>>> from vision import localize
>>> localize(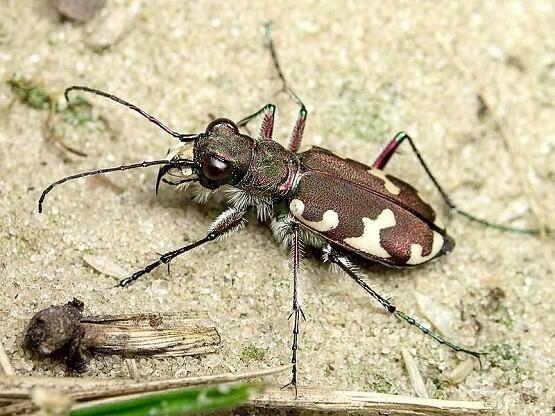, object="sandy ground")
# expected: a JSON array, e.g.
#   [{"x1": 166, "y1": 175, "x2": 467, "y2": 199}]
[{"x1": 1, "y1": 1, "x2": 554, "y2": 415}]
